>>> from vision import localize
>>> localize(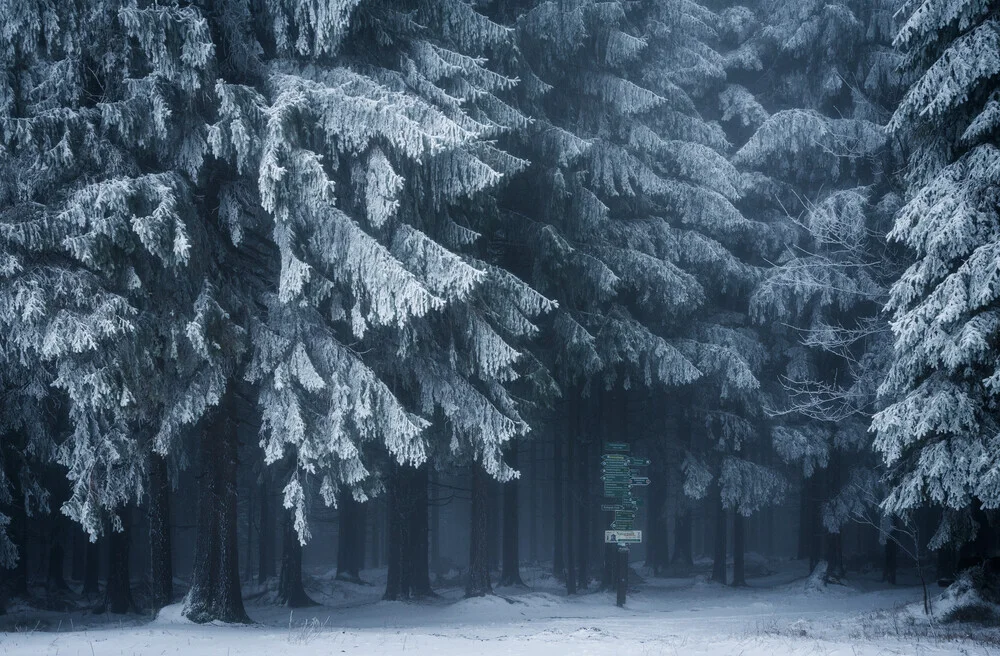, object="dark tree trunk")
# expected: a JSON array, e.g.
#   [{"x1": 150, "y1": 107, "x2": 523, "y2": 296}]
[
  {"x1": 602, "y1": 543, "x2": 615, "y2": 590},
  {"x1": 11, "y1": 500, "x2": 27, "y2": 597},
  {"x1": 937, "y1": 545, "x2": 956, "y2": 582},
  {"x1": 672, "y1": 511, "x2": 693, "y2": 568},
  {"x1": 466, "y1": 462, "x2": 492, "y2": 597},
  {"x1": 576, "y1": 433, "x2": 589, "y2": 590},
  {"x1": 149, "y1": 452, "x2": 173, "y2": 610},
  {"x1": 529, "y1": 440, "x2": 538, "y2": 564},
  {"x1": 183, "y1": 388, "x2": 250, "y2": 624},
  {"x1": 430, "y1": 469, "x2": 440, "y2": 569},
  {"x1": 552, "y1": 429, "x2": 564, "y2": 579},
  {"x1": 732, "y1": 513, "x2": 746, "y2": 587},
  {"x1": 807, "y1": 474, "x2": 823, "y2": 572},
  {"x1": 370, "y1": 498, "x2": 381, "y2": 569},
  {"x1": 648, "y1": 473, "x2": 669, "y2": 576},
  {"x1": 71, "y1": 527, "x2": 86, "y2": 582},
  {"x1": 884, "y1": 523, "x2": 898, "y2": 585},
  {"x1": 258, "y1": 469, "x2": 274, "y2": 583},
  {"x1": 500, "y1": 442, "x2": 523, "y2": 587},
  {"x1": 99, "y1": 511, "x2": 135, "y2": 614},
  {"x1": 711, "y1": 485, "x2": 727, "y2": 585},
  {"x1": 337, "y1": 491, "x2": 362, "y2": 582},
  {"x1": 565, "y1": 426, "x2": 577, "y2": 595},
  {"x1": 278, "y1": 507, "x2": 316, "y2": 608},
  {"x1": 797, "y1": 475, "x2": 809, "y2": 561},
  {"x1": 83, "y1": 537, "x2": 100, "y2": 596},
  {"x1": 826, "y1": 454, "x2": 844, "y2": 578},
  {"x1": 384, "y1": 465, "x2": 410, "y2": 600},
  {"x1": 409, "y1": 465, "x2": 432, "y2": 597},
  {"x1": 671, "y1": 411, "x2": 693, "y2": 571},
  {"x1": 47, "y1": 540, "x2": 68, "y2": 592},
  {"x1": 487, "y1": 475, "x2": 500, "y2": 573}
]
